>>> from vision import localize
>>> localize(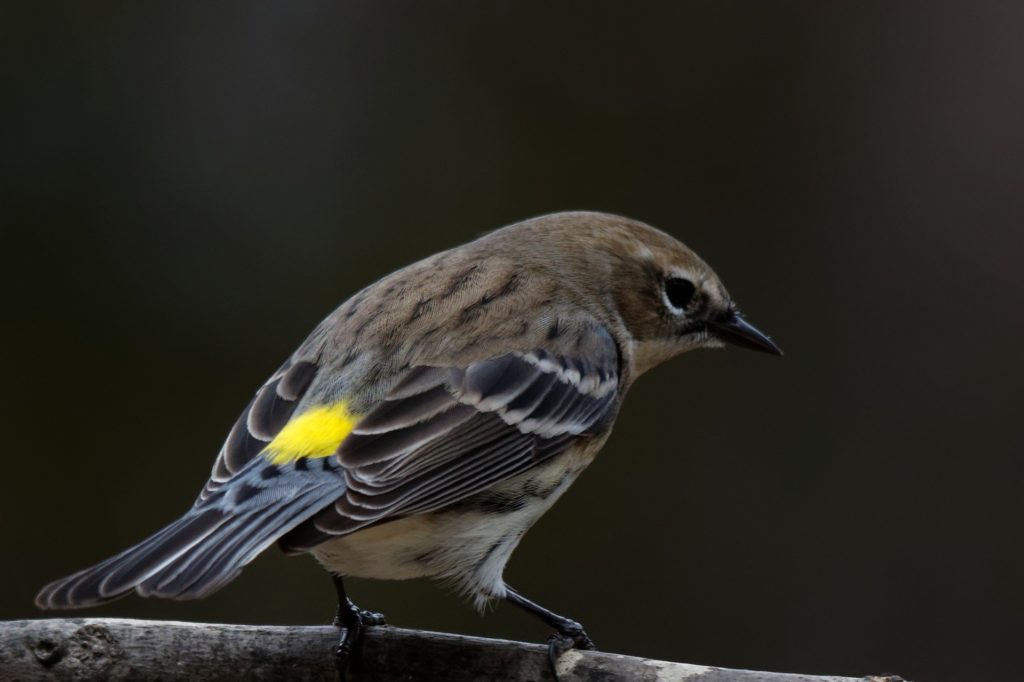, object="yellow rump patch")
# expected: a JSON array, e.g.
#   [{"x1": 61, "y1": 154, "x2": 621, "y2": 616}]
[{"x1": 264, "y1": 402, "x2": 357, "y2": 465}]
